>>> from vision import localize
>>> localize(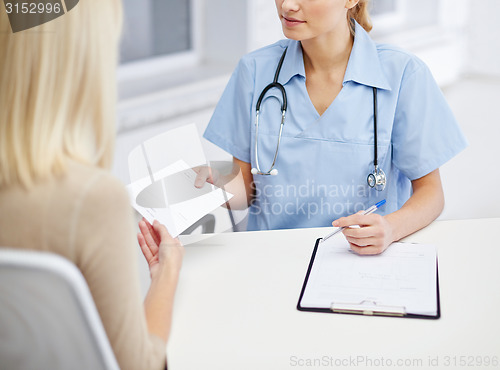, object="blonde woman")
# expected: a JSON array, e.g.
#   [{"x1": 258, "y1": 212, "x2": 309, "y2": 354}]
[{"x1": 0, "y1": 1, "x2": 183, "y2": 369}]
